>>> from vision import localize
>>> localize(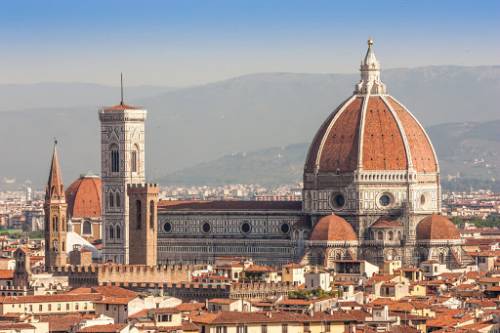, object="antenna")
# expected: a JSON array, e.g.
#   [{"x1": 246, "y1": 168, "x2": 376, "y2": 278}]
[{"x1": 120, "y1": 72, "x2": 124, "y2": 105}]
